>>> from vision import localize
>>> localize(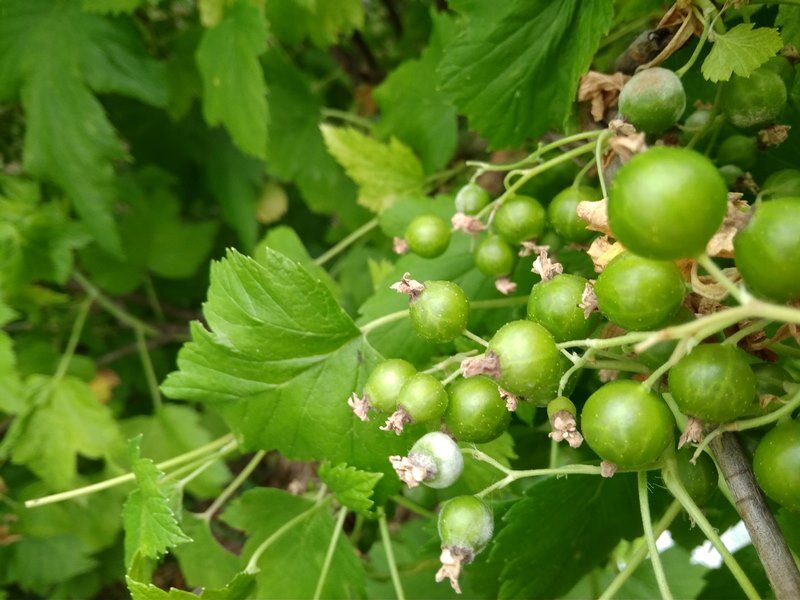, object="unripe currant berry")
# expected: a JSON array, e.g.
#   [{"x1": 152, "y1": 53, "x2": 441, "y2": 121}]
[
  {"x1": 436, "y1": 495, "x2": 493, "y2": 593},
  {"x1": 409, "y1": 280, "x2": 470, "y2": 343},
  {"x1": 454, "y1": 183, "x2": 491, "y2": 215},
  {"x1": 382, "y1": 373, "x2": 449, "y2": 434},
  {"x1": 389, "y1": 431, "x2": 464, "y2": 489},
  {"x1": 405, "y1": 214, "x2": 451, "y2": 259},
  {"x1": 364, "y1": 359, "x2": 417, "y2": 413}
]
